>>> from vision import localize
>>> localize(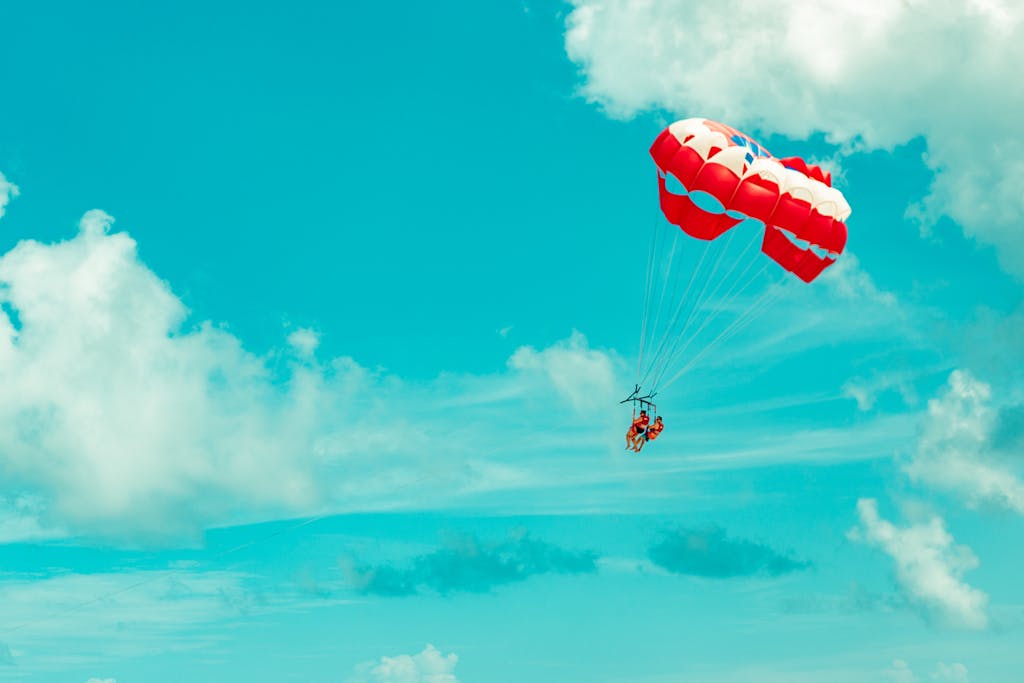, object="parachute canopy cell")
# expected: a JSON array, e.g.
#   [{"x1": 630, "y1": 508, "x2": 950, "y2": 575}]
[{"x1": 649, "y1": 118, "x2": 852, "y2": 283}]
